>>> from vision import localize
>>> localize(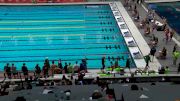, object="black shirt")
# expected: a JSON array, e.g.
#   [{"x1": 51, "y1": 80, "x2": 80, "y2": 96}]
[
  {"x1": 35, "y1": 65, "x2": 41, "y2": 74},
  {"x1": 4, "y1": 66, "x2": 11, "y2": 73},
  {"x1": 58, "y1": 63, "x2": 63, "y2": 69},
  {"x1": 22, "y1": 66, "x2": 28, "y2": 73}
]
